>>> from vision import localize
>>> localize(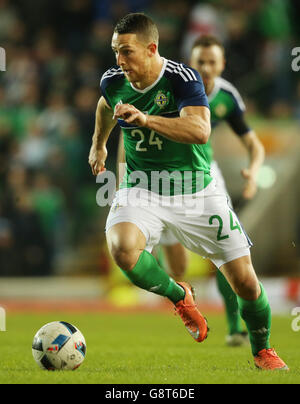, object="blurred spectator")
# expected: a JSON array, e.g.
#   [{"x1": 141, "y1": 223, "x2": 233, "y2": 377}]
[
  {"x1": 0, "y1": 202, "x2": 17, "y2": 276},
  {"x1": 148, "y1": 0, "x2": 190, "y2": 59},
  {"x1": 30, "y1": 172, "x2": 67, "y2": 266},
  {"x1": 2, "y1": 46, "x2": 39, "y2": 105},
  {"x1": 13, "y1": 83, "x2": 41, "y2": 141},
  {"x1": 181, "y1": 1, "x2": 228, "y2": 62},
  {"x1": 37, "y1": 92, "x2": 74, "y2": 137},
  {"x1": 0, "y1": 119, "x2": 16, "y2": 185},
  {"x1": 11, "y1": 190, "x2": 52, "y2": 276},
  {"x1": 74, "y1": 53, "x2": 100, "y2": 88},
  {"x1": 0, "y1": 0, "x2": 19, "y2": 42},
  {"x1": 87, "y1": 21, "x2": 115, "y2": 69},
  {"x1": 18, "y1": 120, "x2": 50, "y2": 170},
  {"x1": 2, "y1": 164, "x2": 28, "y2": 218},
  {"x1": 0, "y1": 165, "x2": 52, "y2": 276},
  {"x1": 55, "y1": 116, "x2": 86, "y2": 202},
  {"x1": 93, "y1": 0, "x2": 152, "y2": 22},
  {"x1": 74, "y1": 86, "x2": 99, "y2": 135},
  {"x1": 256, "y1": 0, "x2": 294, "y2": 115}
]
